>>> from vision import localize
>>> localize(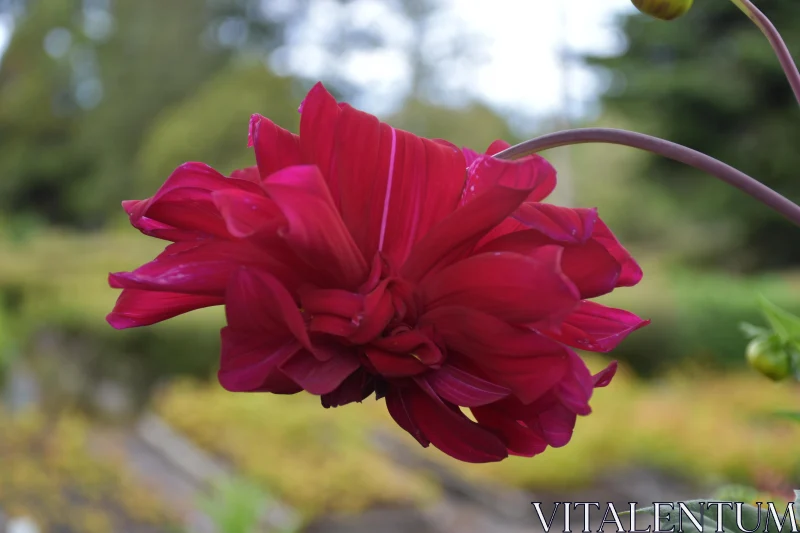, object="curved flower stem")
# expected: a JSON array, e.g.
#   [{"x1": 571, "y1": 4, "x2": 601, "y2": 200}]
[
  {"x1": 493, "y1": 128, "x2": 800, "y2": 227},
  {"x1": 729, "y1": 0, "x2": 800, "y2": 107}
]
